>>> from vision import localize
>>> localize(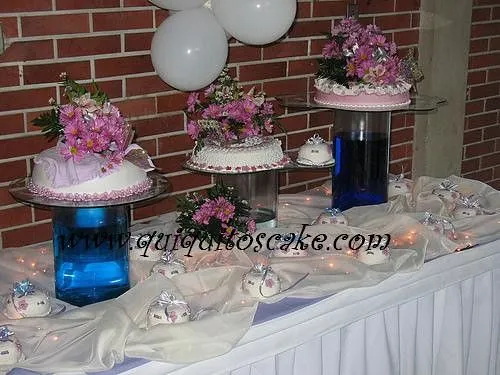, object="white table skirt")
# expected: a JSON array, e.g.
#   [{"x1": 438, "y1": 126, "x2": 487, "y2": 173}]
[{"x1": 120, "y1": 239, "x2": 500, "y2": 375}]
